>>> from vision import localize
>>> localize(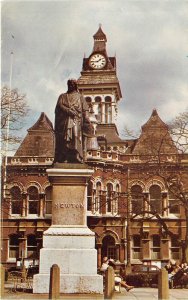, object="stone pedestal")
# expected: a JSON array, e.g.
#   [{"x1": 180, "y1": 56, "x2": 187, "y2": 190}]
[{"x1": 33, "y1": 164, "x2": 103, "y2": 294}]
